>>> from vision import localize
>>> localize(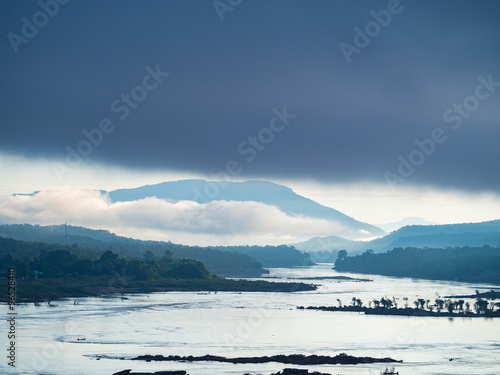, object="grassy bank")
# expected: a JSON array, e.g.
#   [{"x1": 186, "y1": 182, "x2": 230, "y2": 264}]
[{"x1": 0, "y1": 276, "x2": 316, "y2": 303}]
